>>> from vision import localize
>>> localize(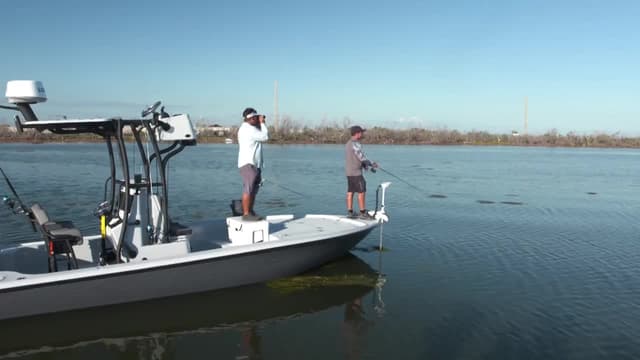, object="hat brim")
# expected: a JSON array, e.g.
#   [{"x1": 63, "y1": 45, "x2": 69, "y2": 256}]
[{"x1": 245, "y1": 113, "x2": 263, "y2": 120}]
